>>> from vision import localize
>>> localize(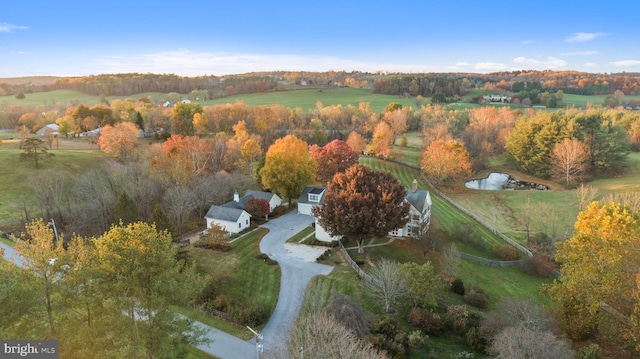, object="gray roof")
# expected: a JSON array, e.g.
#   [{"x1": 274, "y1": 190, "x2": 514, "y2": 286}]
[
  {"x1": 405, "y1": 189, "x2": 430, "y2": 213},
  {"x1": 298, "y1": 186, "x2": 326, "y2": 205},
  {"x1": 244, "y1": 190, "x2": 278, "y2": 203},
  {"x1": 205, "y1": 205, "x2": 247, "y2": 222}
]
